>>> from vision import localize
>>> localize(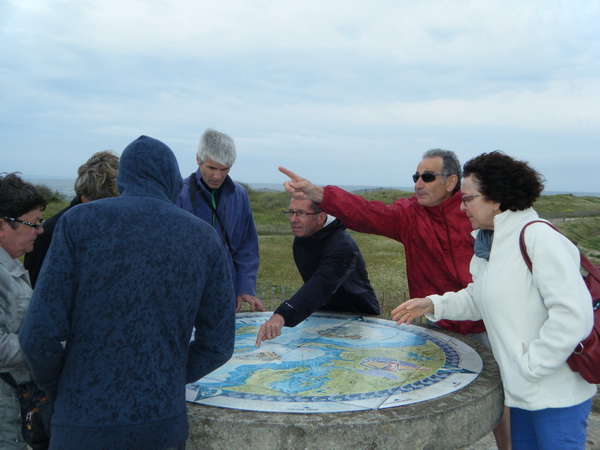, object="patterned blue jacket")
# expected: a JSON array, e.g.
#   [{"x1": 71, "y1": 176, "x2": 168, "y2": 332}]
[{"x1": 19, "y1": 136, "x2": 236, "y2": 449}]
